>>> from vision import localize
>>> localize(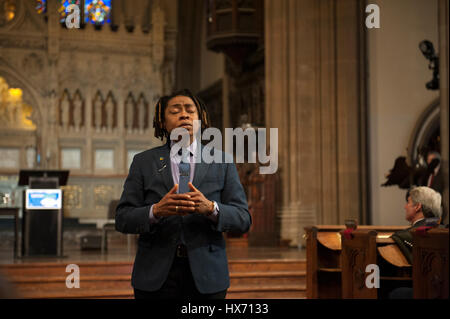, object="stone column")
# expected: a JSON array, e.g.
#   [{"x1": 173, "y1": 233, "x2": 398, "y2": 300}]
[
  {"x1": 265, "y1": 0, "x2": 368, "y2": 246},
  {"x1": 334, "y1": 0, "x2": 368, "y2": 225},
  {"x1": 174, "y1": 0, "x2": 203, "y2": 92},
  {"x1": 439, "y1": 0, "x2": 449, "y2": 224},
  {"x1": 265, "y1": 0, "x2": 320, "y2": 247},
  {"x1": 85, "y1": 87, "x2": 93, "y2": 174},
  {"x1": 117, "y1": 89, "x2": 125, "y2": 174},
  {"x1": 45, "y1": 0, "x2": 60, "y2": 169},
  {"x1": 152, "y1": 3, "x2": 165, "y2": 69}
]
